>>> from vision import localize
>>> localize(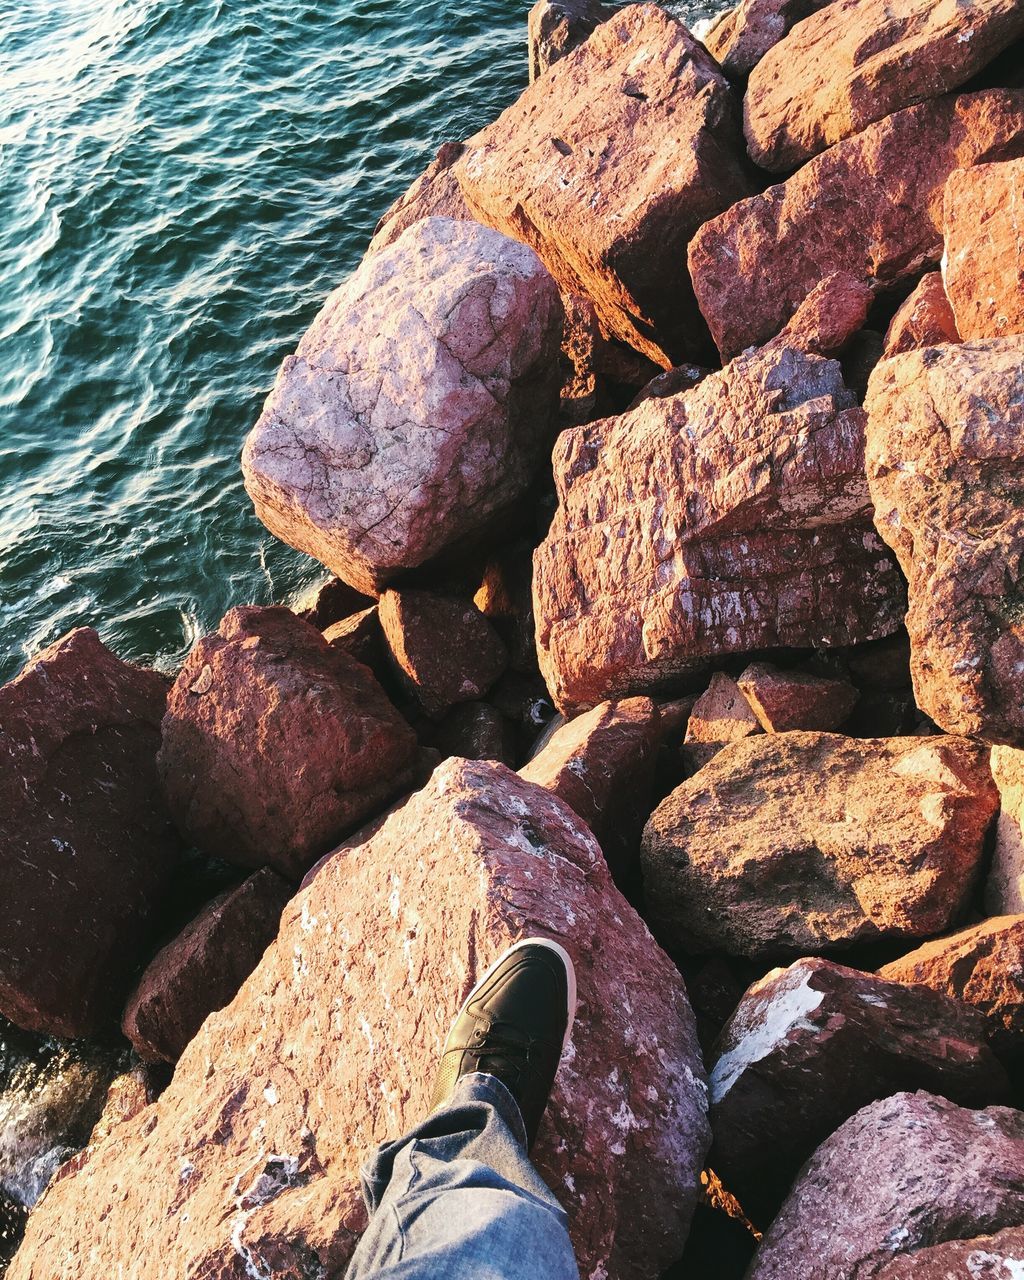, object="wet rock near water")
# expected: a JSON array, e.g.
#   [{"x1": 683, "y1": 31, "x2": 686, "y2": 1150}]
[{"x1": 527, "y1": 0, "x2": 612, "y2": 82}]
